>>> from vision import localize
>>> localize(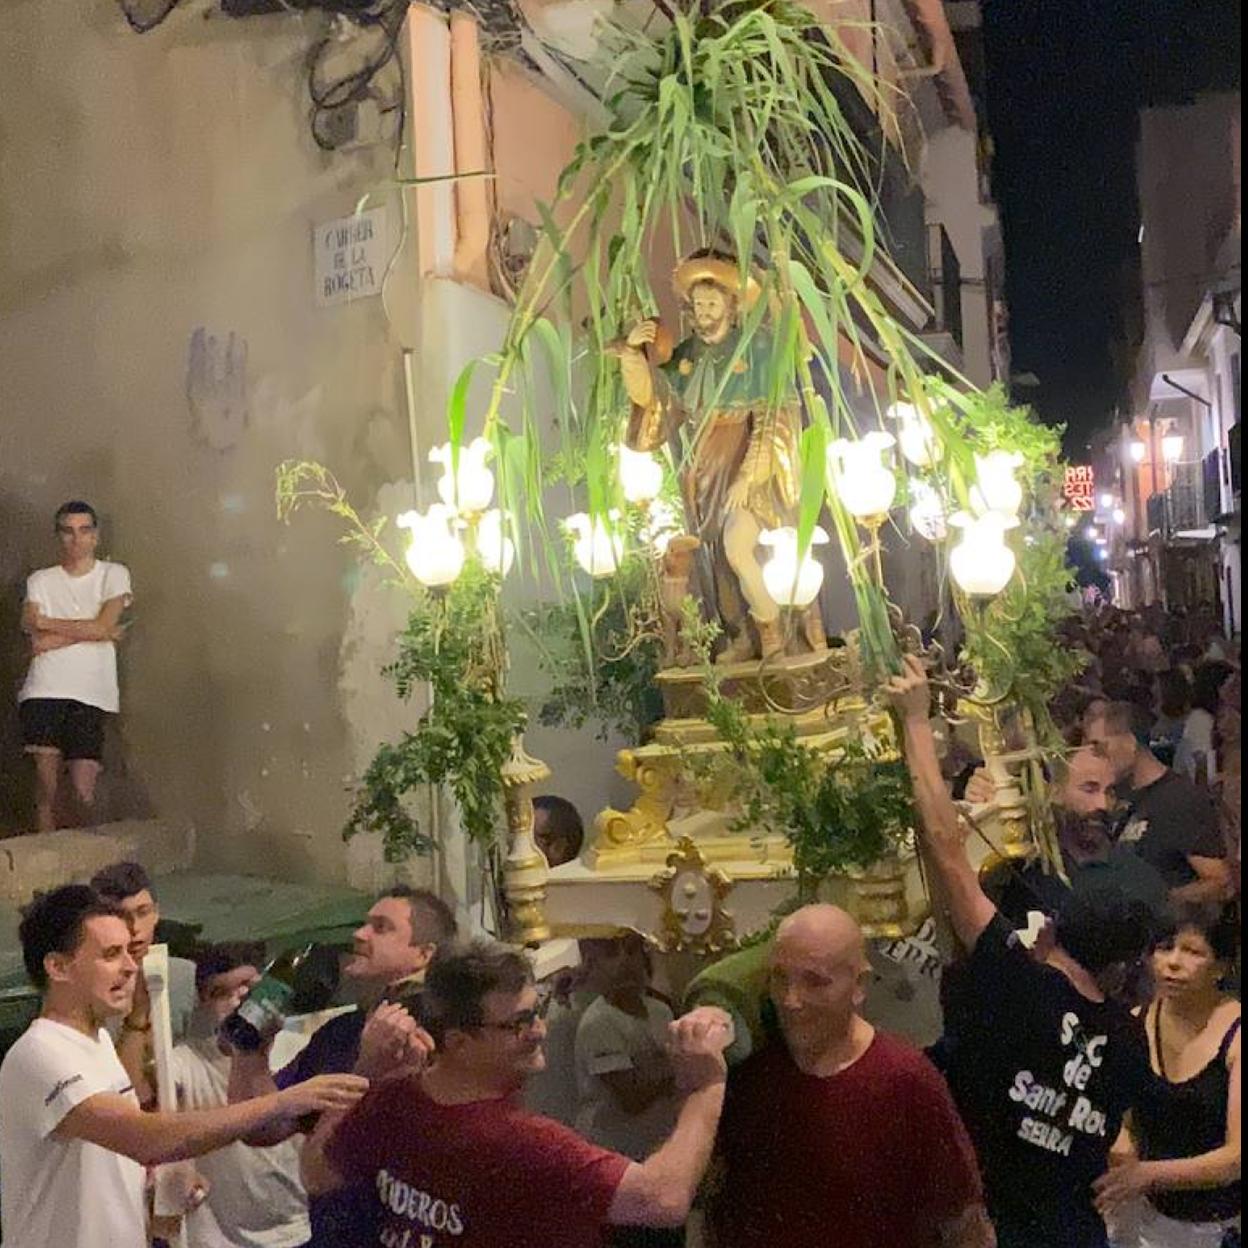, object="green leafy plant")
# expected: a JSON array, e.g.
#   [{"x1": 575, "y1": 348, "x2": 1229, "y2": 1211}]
[
  {"x1": 523, "y1": 586, "x2": 665, "y2": 743},
  {"x1": 686, "y1": 617, "x2": 914, "y2": 902},
  {"x1": 276, "y1": 463, "x2": 525, "y2": 862}
]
